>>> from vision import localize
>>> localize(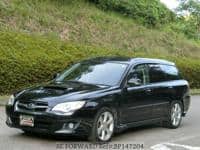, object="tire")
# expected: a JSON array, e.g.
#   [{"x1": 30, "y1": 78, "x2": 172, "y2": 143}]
[
  {"x1": 88, "y1": 107, "x2": 115, "y2": 142},
  {"x1": 163, "y1": 101, "x2": 183, "y2": 129}
]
